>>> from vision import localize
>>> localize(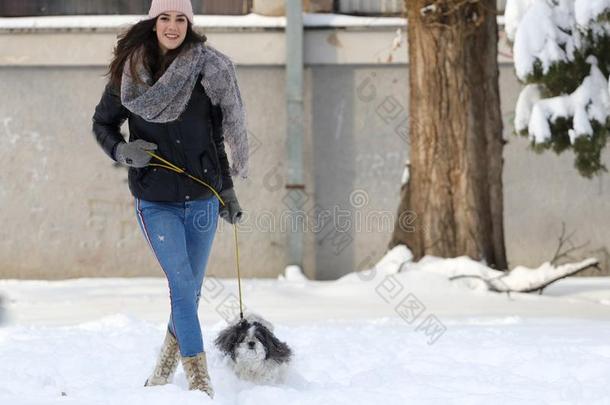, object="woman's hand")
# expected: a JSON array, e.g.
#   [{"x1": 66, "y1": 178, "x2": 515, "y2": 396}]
[
  {"x1": 218, "y1": 188, "x2": 242, "y2": 224},
  {"x1": 114, "y1": 139, "x2": 158, "y2": 168}
]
